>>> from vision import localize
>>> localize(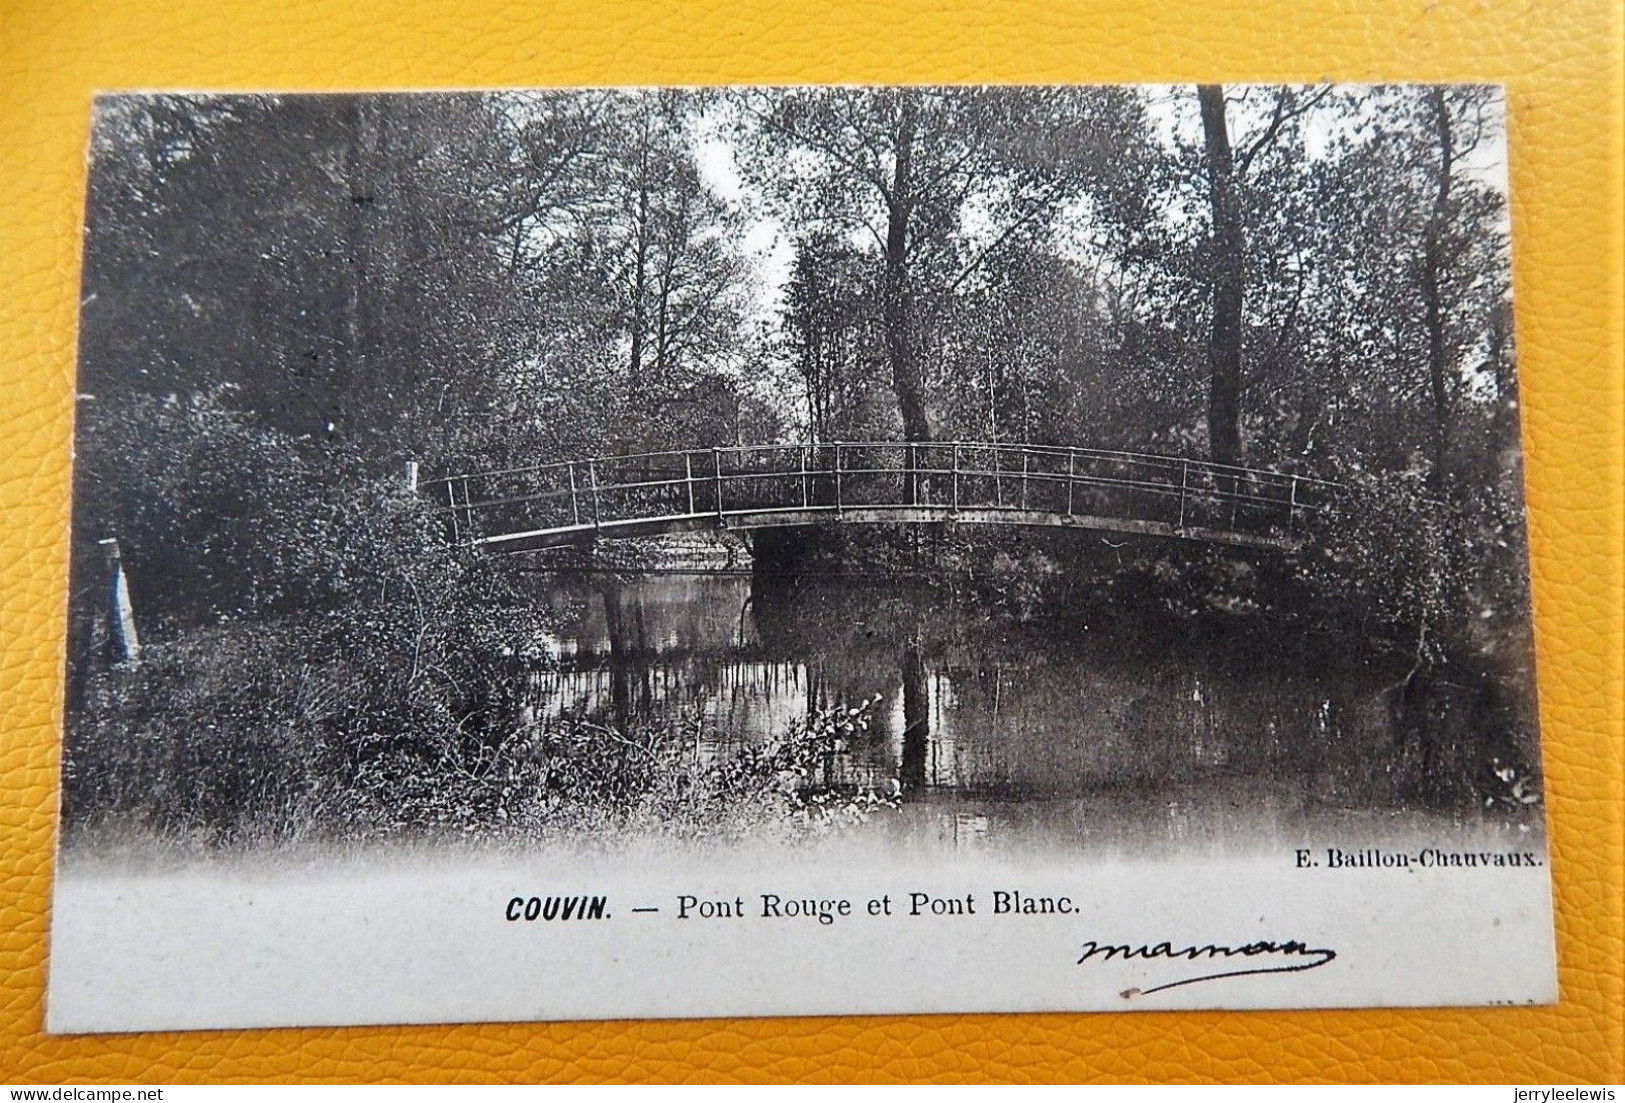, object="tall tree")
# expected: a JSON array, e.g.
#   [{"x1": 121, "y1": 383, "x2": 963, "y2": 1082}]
[
  {"x1": 783, "y1": 231, "x2": 884, "y2": 442},
  {"x1": 731, "y1": 86, "x2": 1149, "y2": 444},
  {"x1": 1420, "y1": 86, "x2": 1458, "y2": 492},
  {"x1": 598, "y1": 92, "x2": 751, "y2": 449},
  {"x1": 880, "y1": 96, "x2": 929, "y2": 441},
  {"x1": 1197, "y1": 85, "x2": 1246, "y2": 467}
]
